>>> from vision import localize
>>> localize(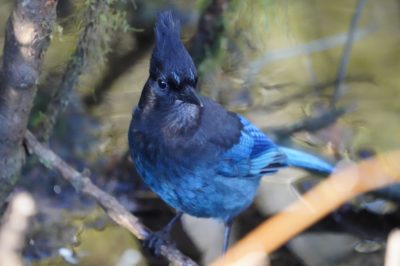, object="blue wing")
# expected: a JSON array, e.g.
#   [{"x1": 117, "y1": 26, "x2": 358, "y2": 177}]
[{"x1": 216, "y1": 115, "x2": 287, "y2": 178}]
